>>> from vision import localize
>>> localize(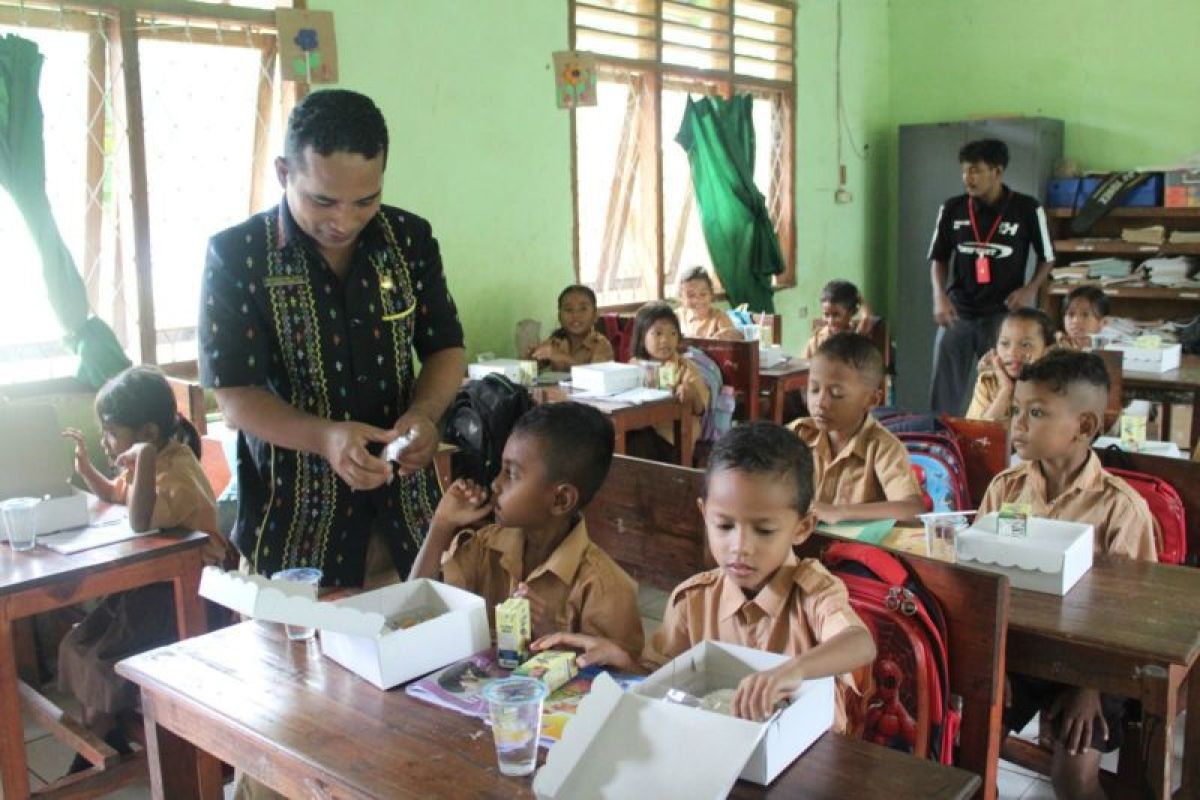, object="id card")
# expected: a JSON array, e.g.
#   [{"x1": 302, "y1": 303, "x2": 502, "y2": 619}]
[{"x1": 975, "y1": 255, "x2": 992, "y2": 285}]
